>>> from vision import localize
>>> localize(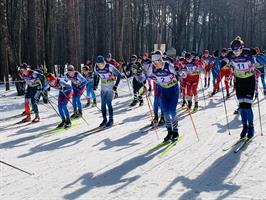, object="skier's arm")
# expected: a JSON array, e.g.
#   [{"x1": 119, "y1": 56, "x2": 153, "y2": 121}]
[
  {"x1": 77, "y1": 72, "x2": 88, "y2": 87},
  {"x1": 111, "y1": 65, "x2": 121, "y2": 87},
  {"x1": 93, "y1": 67, "x2": 100, "y2": 89}
]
